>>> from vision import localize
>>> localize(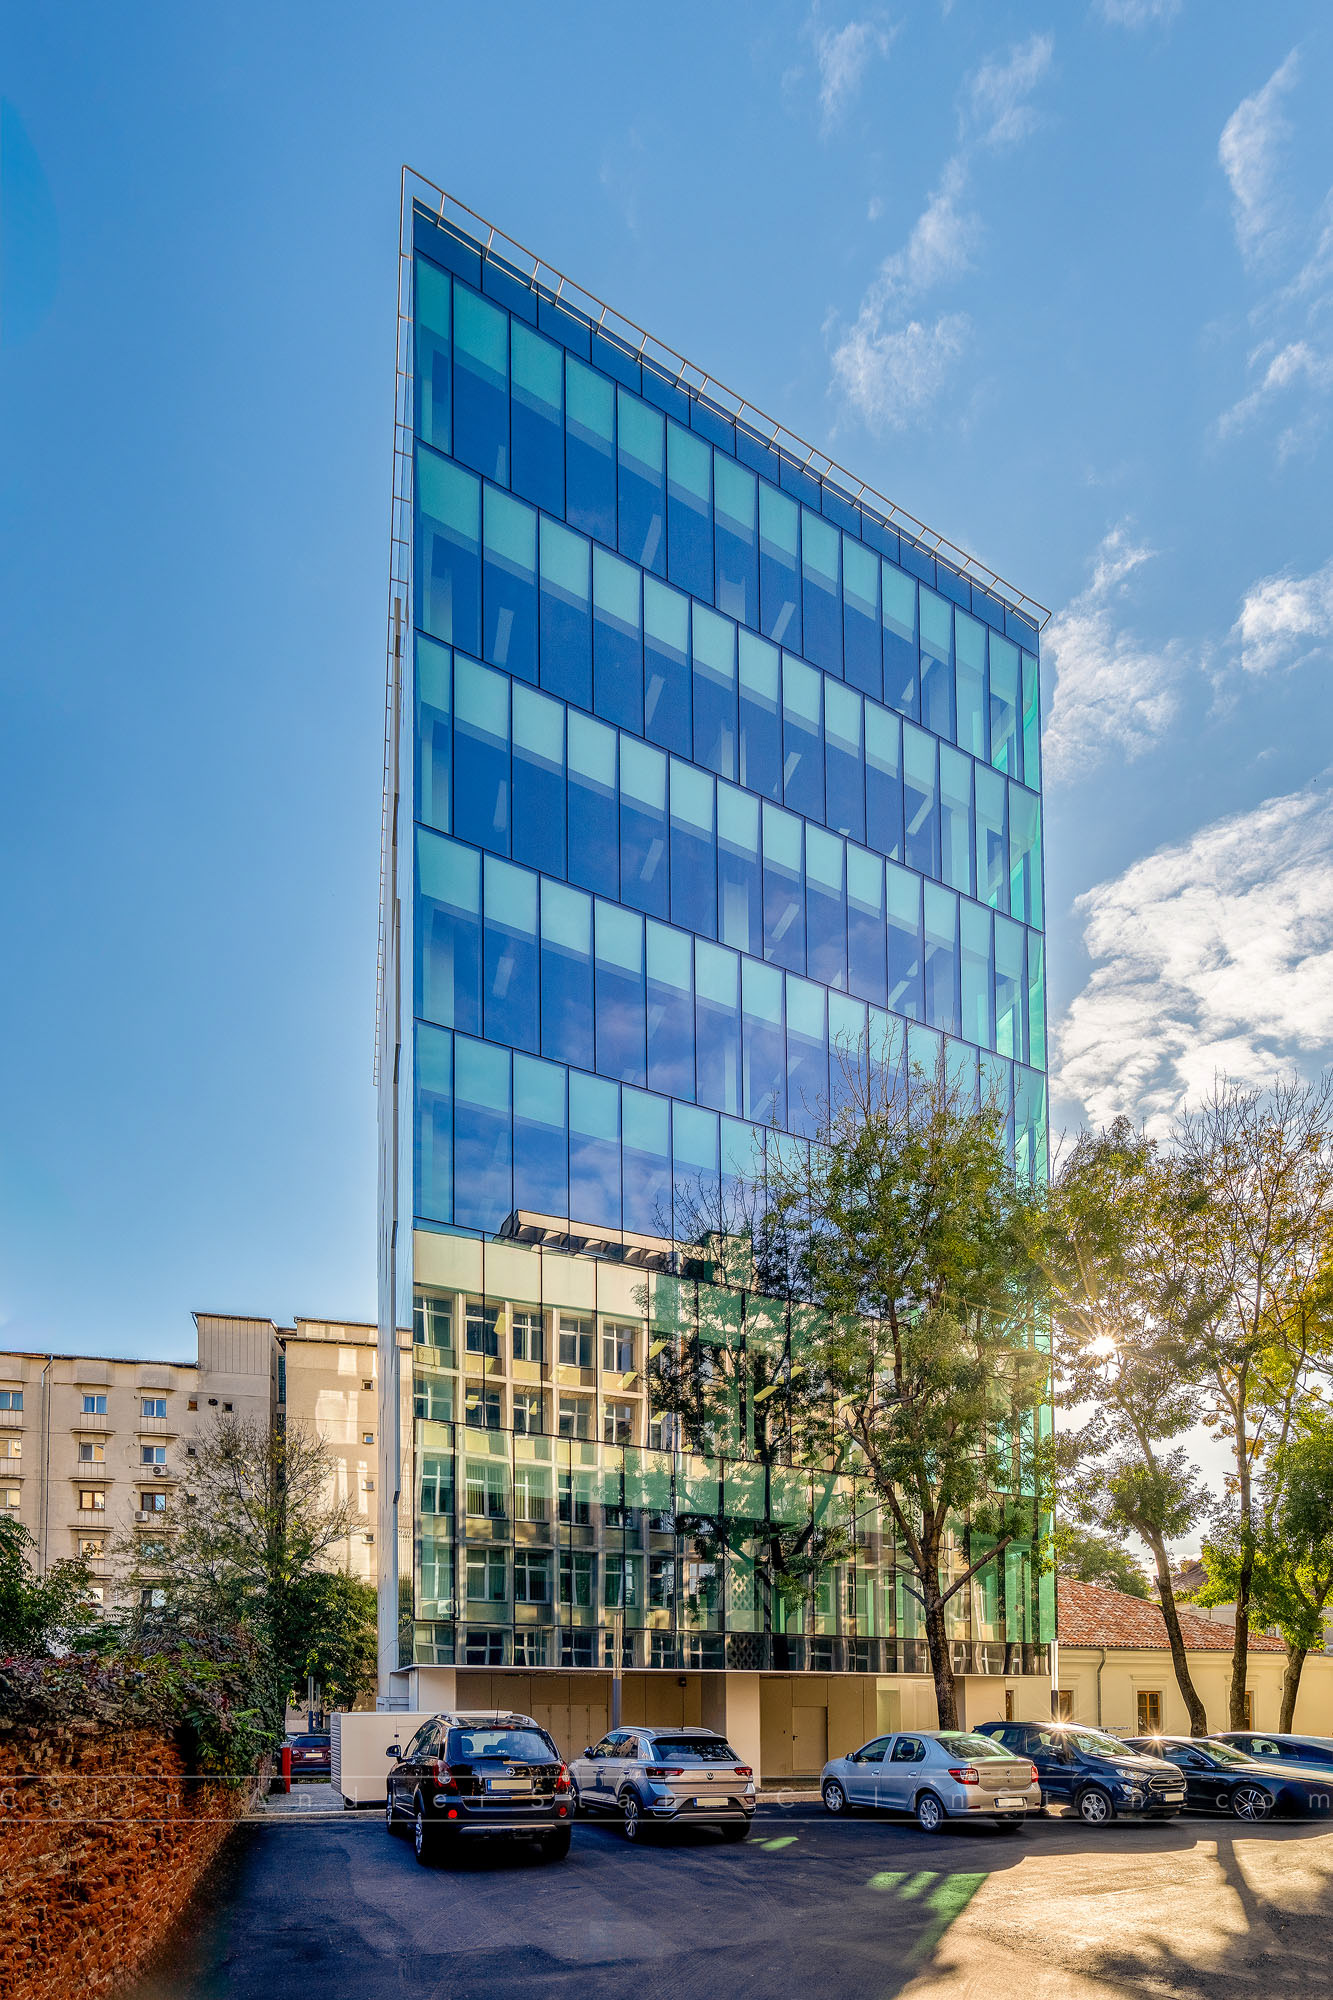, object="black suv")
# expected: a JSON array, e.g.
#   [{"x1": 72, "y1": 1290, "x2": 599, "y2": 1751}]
[
  {"x1": 976, "y1": 1722, "x2": 1185, "y2": 1824},
  {"x1": 385, "y1": 1709, "x2": 575, "y2": 1863}
]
